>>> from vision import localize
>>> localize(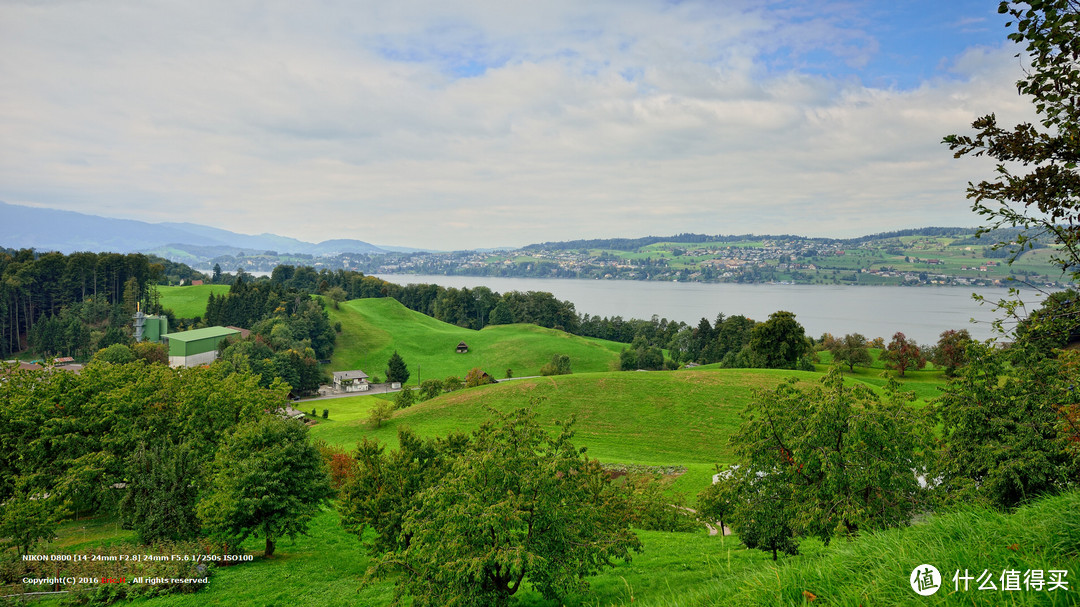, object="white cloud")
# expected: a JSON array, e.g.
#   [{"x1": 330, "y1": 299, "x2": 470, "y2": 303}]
[{"x1": 0, "y1": 0, "x2": 1037, "y2": 248}]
